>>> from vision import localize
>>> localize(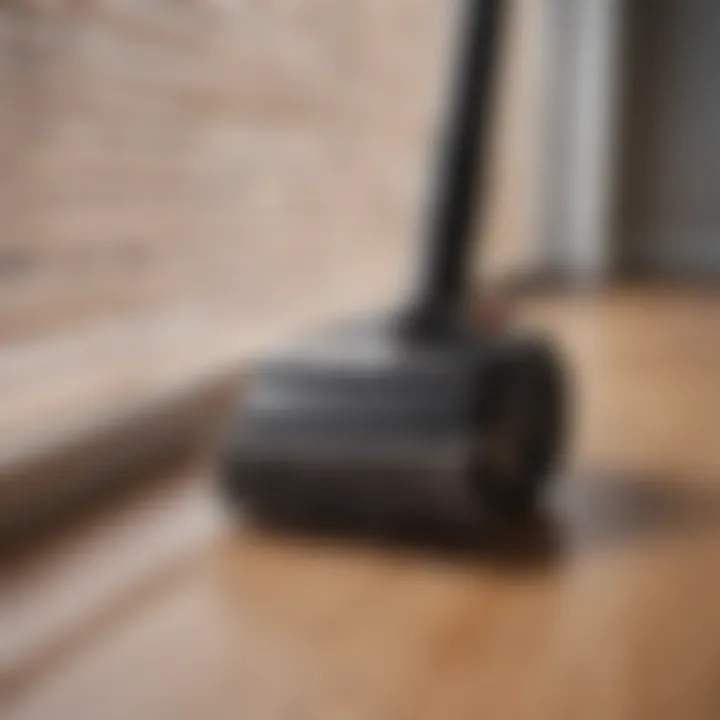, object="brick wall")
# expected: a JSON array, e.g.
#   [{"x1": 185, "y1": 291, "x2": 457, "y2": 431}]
[{"x1": 0, "y1": 0, "x2": 453, "y2": 344}]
